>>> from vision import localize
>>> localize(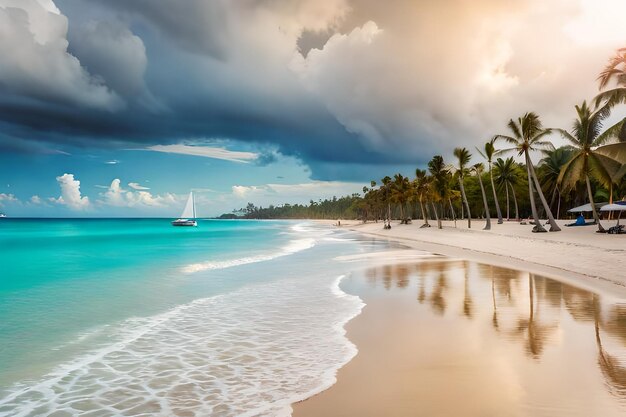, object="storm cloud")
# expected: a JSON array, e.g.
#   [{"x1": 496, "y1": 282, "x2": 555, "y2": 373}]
[{"x1": 1, "y1": 0, "x2": 625, "y2": 180}]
